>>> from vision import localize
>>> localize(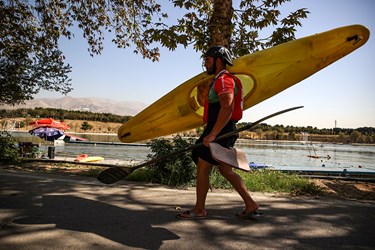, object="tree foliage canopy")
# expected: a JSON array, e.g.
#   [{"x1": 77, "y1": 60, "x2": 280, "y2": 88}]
[{"x1": 1, "y1": 0, "x2": 309, "y2": 105}]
